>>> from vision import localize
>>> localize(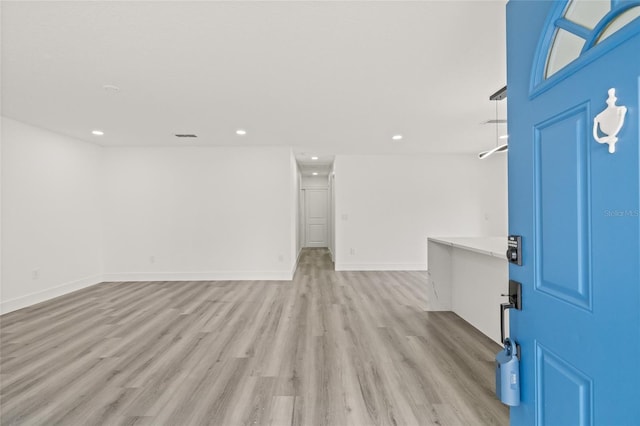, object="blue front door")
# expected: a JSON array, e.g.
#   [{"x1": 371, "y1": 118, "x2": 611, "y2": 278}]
[{"x1": 507, "y1": 1, "x2": 640, "y2": 424}]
